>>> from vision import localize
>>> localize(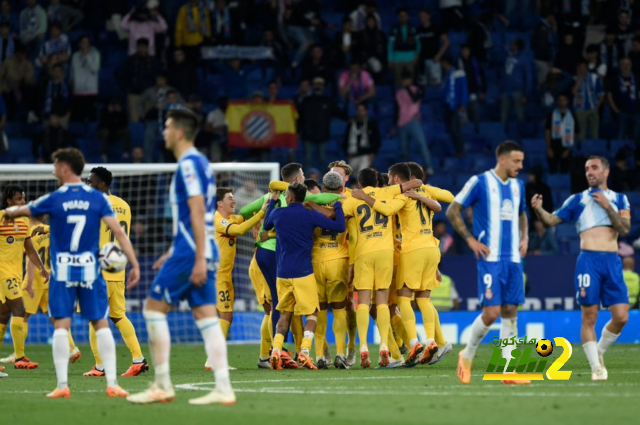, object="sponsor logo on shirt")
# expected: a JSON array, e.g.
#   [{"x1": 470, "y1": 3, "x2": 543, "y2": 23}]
[
  {"x1": 500, "y1": 199, "x2": 514, "y2": 221},
  {"x1": 6, "y1": 236, "x2": 14, "y2": 244}
]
